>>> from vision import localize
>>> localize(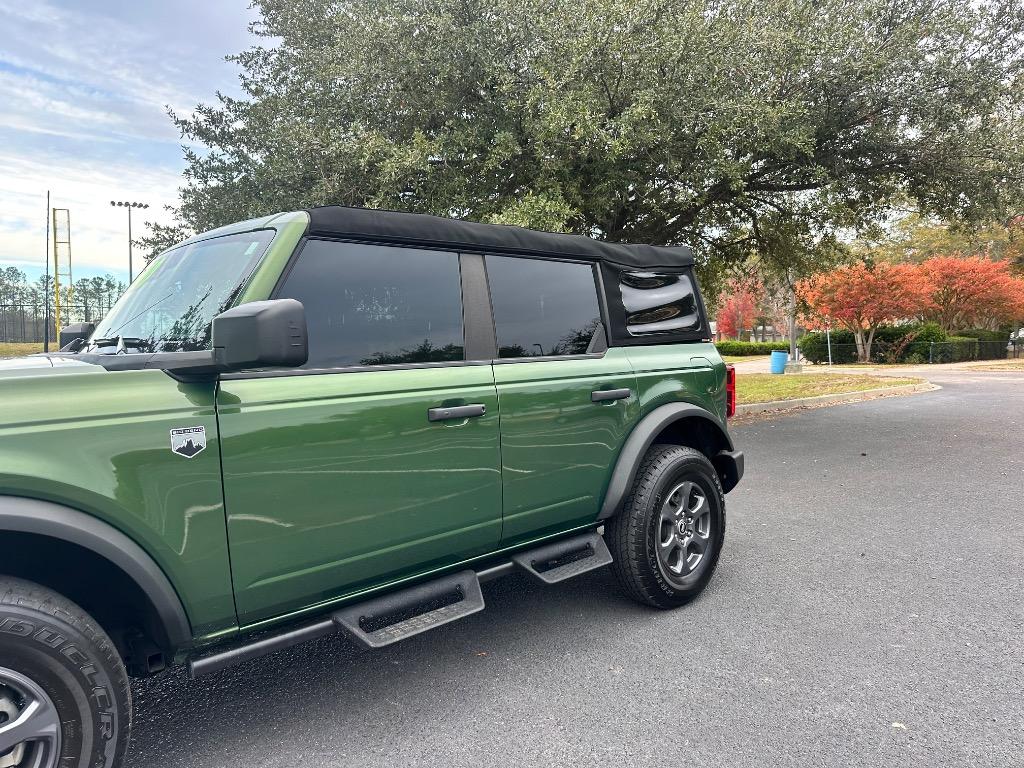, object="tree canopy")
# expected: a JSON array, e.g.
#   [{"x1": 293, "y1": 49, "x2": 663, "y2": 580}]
[{"x1": 151, "y1": 0, "x2": 1024, "y2": 278}]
